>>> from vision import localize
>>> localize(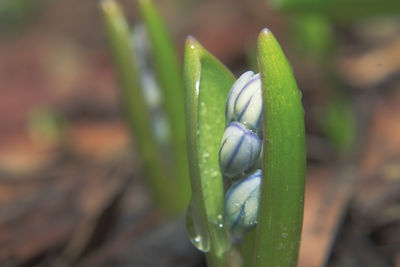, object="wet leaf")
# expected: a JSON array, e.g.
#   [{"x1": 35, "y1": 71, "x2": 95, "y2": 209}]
[{"x1": 183, "y1": 36, "x2": 235, "y2": 266}]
